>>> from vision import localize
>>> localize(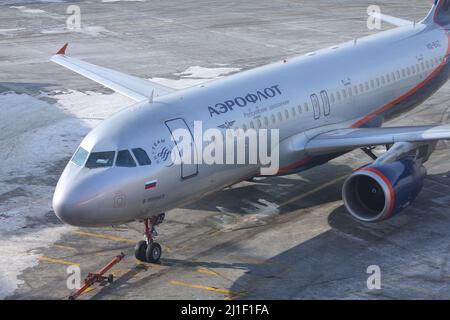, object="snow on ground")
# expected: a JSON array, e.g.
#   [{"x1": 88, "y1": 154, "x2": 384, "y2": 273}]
[
  {"x1": 102, "y1": 0, "x2": 146, "y2": 3},
  {"x1": 0, "y1": 90, "x2": 130, "y2": 299},
  {"x1": 150, "y1": 66, "x2": 241, "y2": 89},
  {"x1": 0, "y1": 28, "x2": 25, "y2": 37},
  {"x1": 9, "y1": 6, "x2": 46, "y2": 14},
  {"x1": 0, "y1": 66, "x2": 238, "y2": 298},
  {"x1": 41, "y1": 26, "x2": 116, "y2": 37},
  {"x1": 1, "y1": 0, "x2": 65, "y2": 4}
]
